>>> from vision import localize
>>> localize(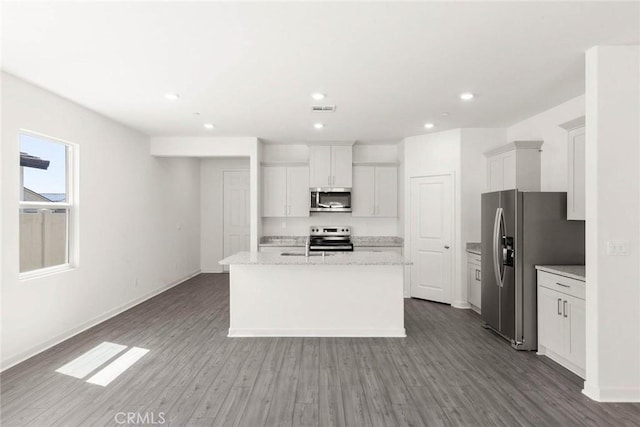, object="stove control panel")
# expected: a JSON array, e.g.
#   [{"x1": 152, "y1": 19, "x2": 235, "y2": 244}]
[{"x1": 310, "y1": 226, "x2": 351, "y2": 236}]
